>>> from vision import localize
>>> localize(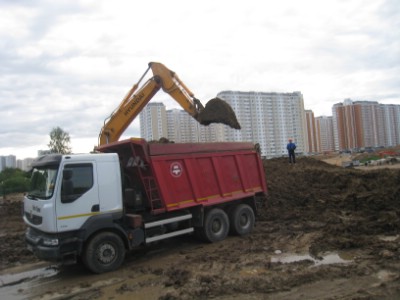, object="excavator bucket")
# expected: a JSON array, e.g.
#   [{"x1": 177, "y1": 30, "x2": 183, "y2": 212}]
[{"x1": 197, "y1": 98, "x2": 241, "y2": 129}]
